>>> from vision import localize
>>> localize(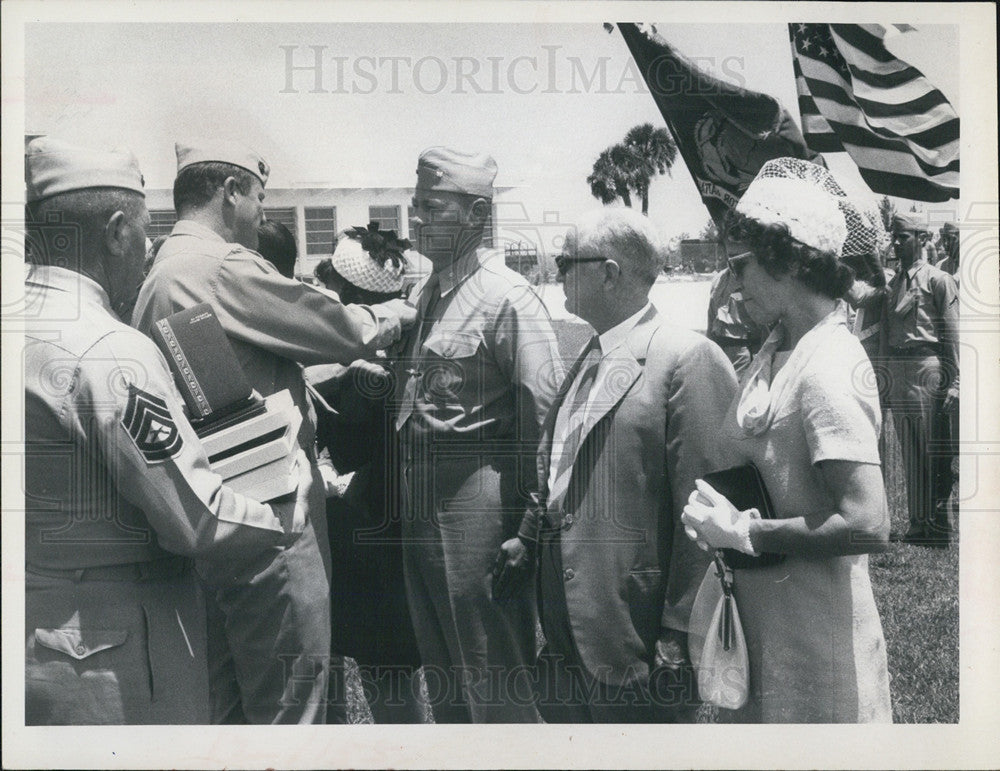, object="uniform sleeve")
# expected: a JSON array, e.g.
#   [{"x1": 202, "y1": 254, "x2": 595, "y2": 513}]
[
  {"x1": 846, "y1": 277, "x2": 888, "y2": 309},
  {"x1": 662, "y1": 336, "x2": 739, "y2": 631},
  {"x1": 931, "y1": 271, "x2": 960, "y2": 389},
  {"x1": 212, "y1": 250, "x2": 401, "y2": 366},
  {"x1": 490, "y1": 284, "x2": 566, "y2": 543},
  {"x1": 800, "y1": 346, "x2": 882, "y2": 466},
  {"x1": 80, "y1": 332, "x2": 297, "y2": 561}
]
